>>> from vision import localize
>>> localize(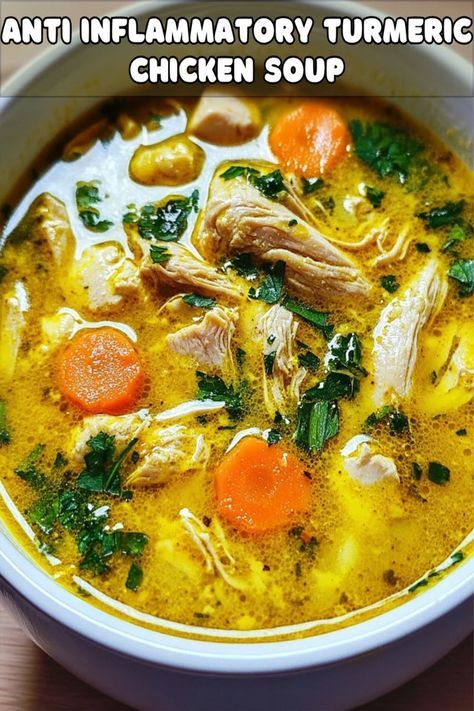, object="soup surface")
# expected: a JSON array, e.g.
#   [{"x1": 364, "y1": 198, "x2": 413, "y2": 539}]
[{"x1": 0, "y1": 94, "x2": 473, "y2": 640}]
